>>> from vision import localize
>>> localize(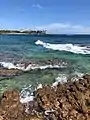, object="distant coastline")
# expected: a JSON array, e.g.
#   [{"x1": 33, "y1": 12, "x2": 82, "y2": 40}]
[{"x1": 0, "y1": 29, "x2": 46, "y2": 35}]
